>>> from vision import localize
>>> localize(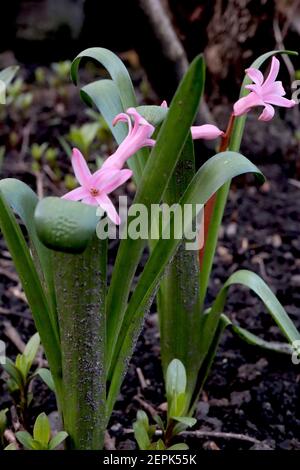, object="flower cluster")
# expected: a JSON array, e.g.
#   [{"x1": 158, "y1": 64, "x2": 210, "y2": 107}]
[{"x1": 63, "y1": 56, "x2": 295, "y2": 224}]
